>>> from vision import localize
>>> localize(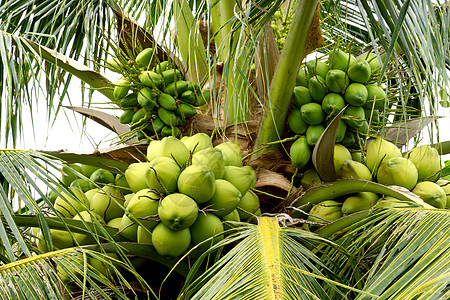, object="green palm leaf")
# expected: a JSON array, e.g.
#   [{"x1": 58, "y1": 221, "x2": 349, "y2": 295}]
[
  {"x1": 0, "y1": 247, "x2": 152, "y2": 299},
  {"x1": 321, "y1": 207, "x2": 450, "y2": 299},
  {"x1": 179, "y1": 217, "x2": 354, "y2": 299}
]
